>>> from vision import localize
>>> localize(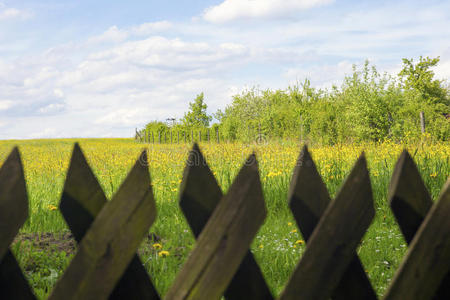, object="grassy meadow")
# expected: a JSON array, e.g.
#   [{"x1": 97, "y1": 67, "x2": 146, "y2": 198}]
[{"x1": 0, "y1": 138, "x2": 448, "y2": 299}]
